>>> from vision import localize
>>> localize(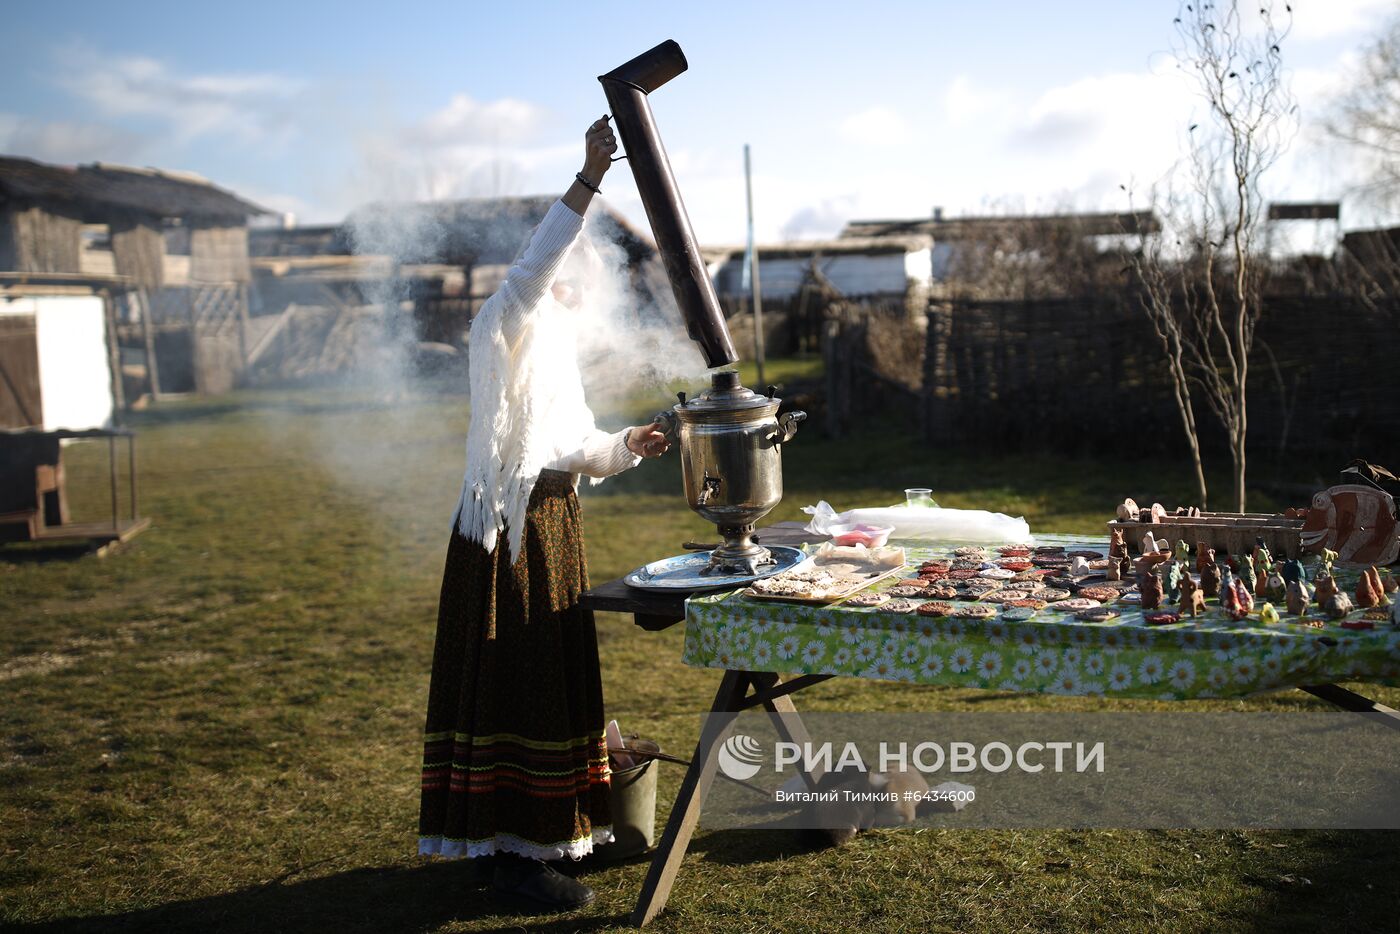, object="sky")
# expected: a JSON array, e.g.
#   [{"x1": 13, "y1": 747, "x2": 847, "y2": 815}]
[{"x1": 1, "y1": 0, "x2": 1396, "y2": 244}]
